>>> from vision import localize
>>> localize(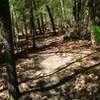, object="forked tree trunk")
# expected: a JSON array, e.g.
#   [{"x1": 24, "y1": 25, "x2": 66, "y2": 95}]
[{"x1": 0, "y1": 0, "x2": 20, "y2": 100}]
